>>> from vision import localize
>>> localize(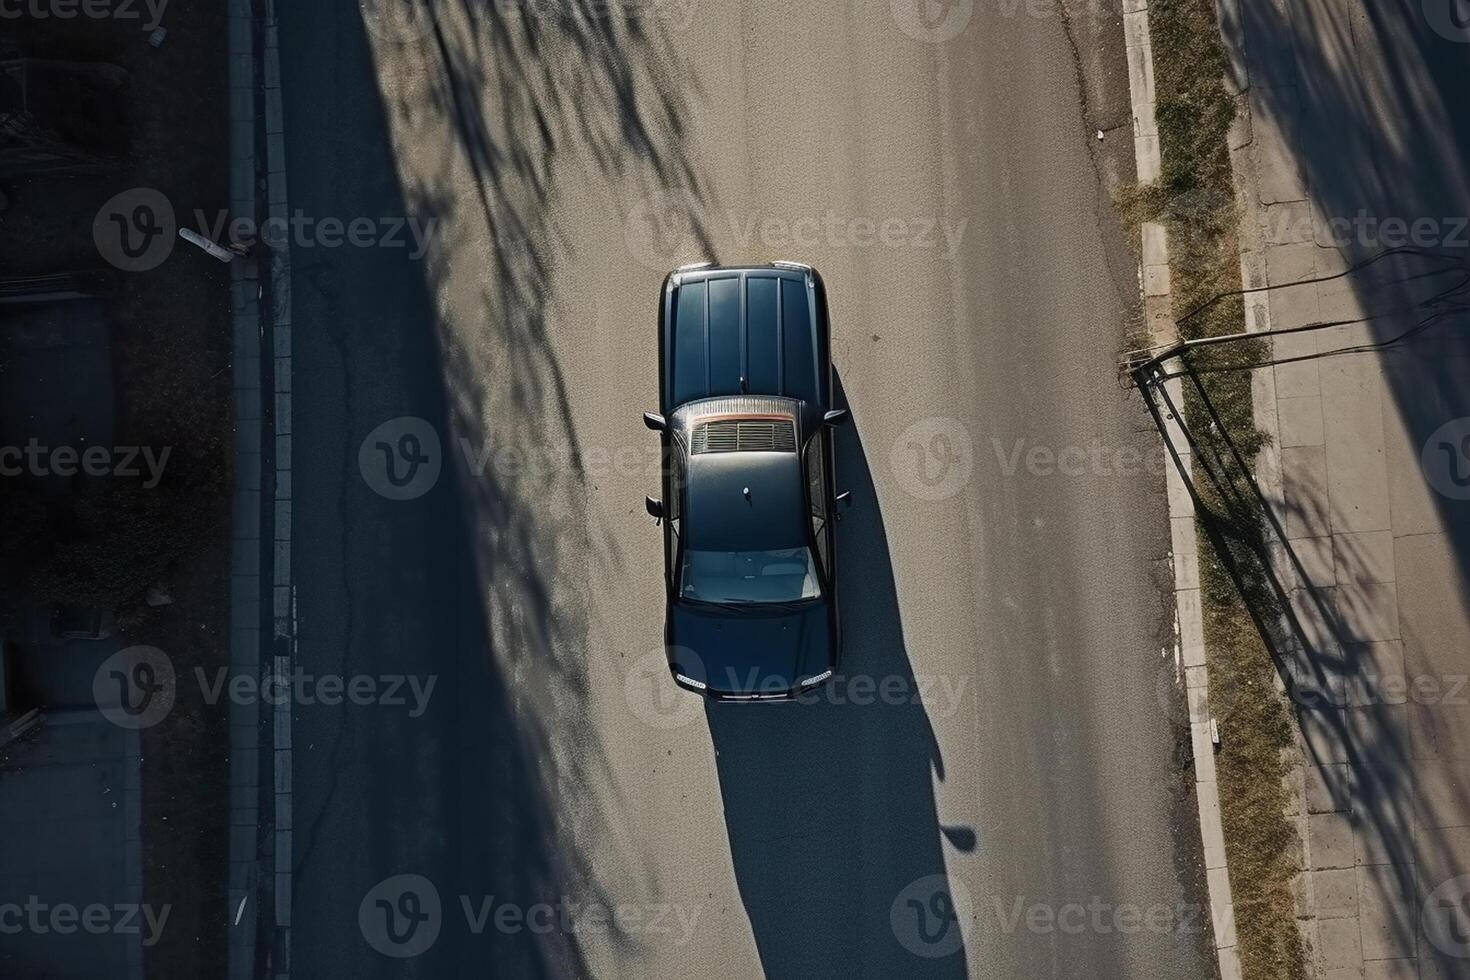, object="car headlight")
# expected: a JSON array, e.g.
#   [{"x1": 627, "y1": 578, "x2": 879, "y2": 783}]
[
  {"x1": 675, "y1": 673, "x2": 707, "y2": 691},
  {"x1": 798, "y1": 670, "x2": 833, "y2": 687}
]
